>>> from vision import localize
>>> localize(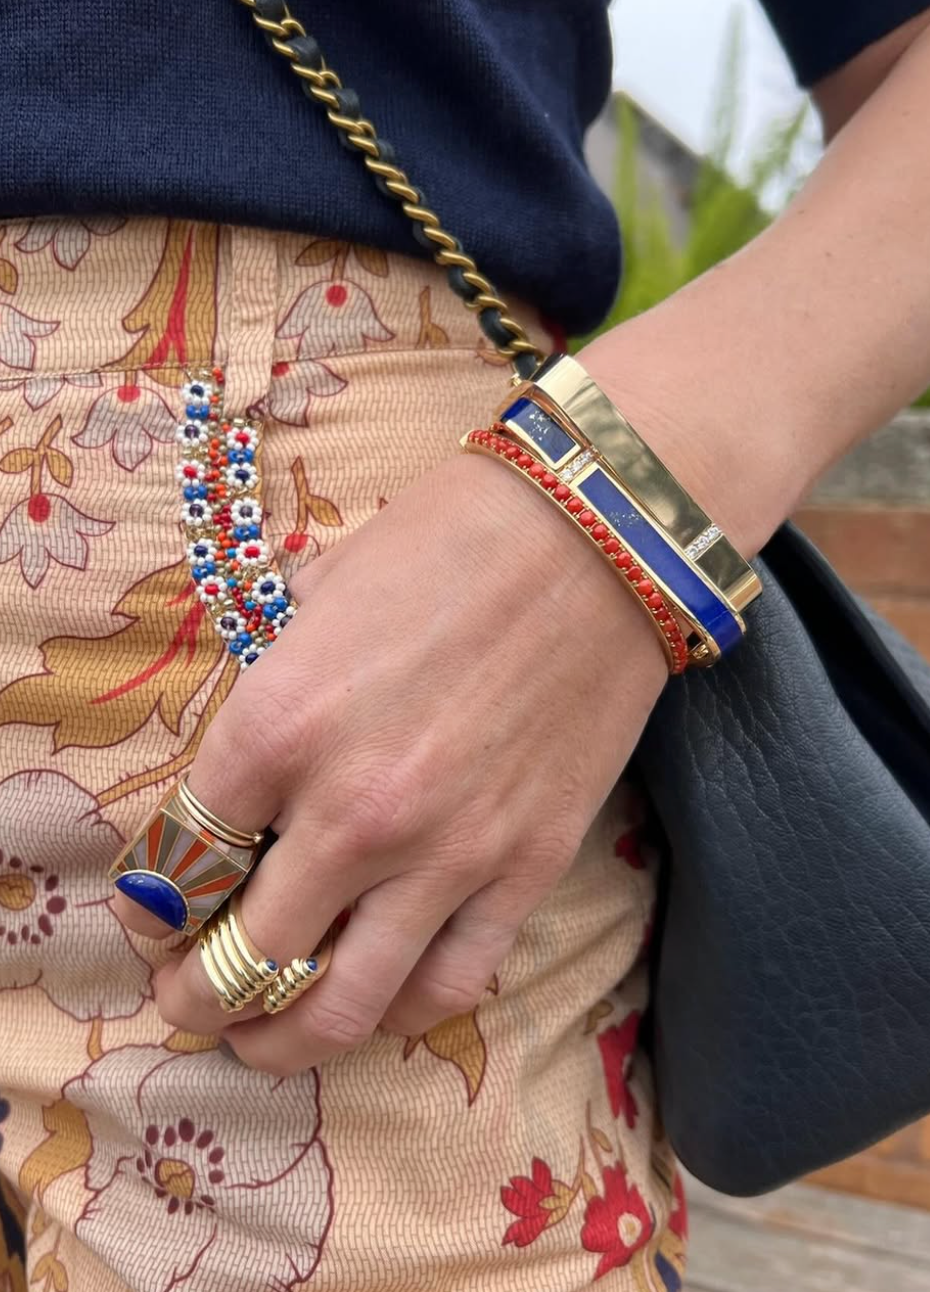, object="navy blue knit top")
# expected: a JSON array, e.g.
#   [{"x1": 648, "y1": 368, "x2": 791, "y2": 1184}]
[{"x1": 1, "y1": 0, "x2": 927, "y2": 335}]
